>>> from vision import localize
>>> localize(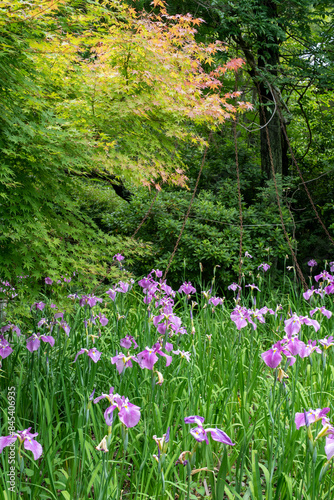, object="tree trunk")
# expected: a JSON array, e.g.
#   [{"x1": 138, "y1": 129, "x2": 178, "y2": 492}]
[
  {"x1": 256, "y1": 0, "x2": 282, "y2": 179},
  {"x1": 258, "y1": 82, "x2": 282, "y2": 179}
]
